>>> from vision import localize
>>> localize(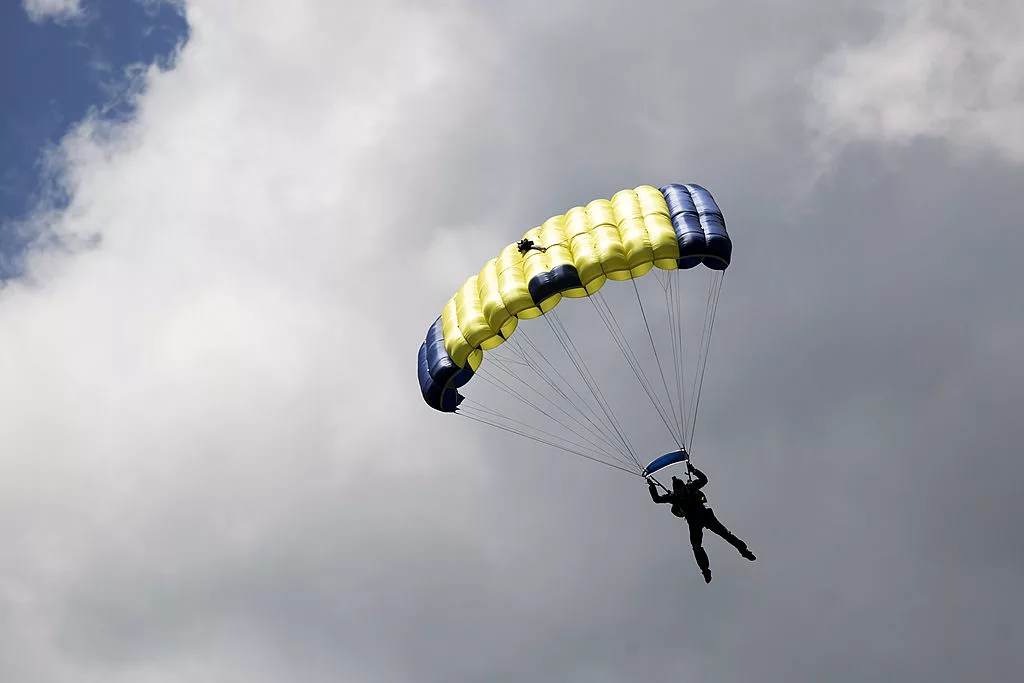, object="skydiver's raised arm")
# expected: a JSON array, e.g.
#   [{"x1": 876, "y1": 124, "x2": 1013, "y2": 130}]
[
  {"x1": 648, "y1": 480, "x2": 671, "y2": 503},
  {"x1": 688, "y1": 465, "x2": 708, "y2": 490}
]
